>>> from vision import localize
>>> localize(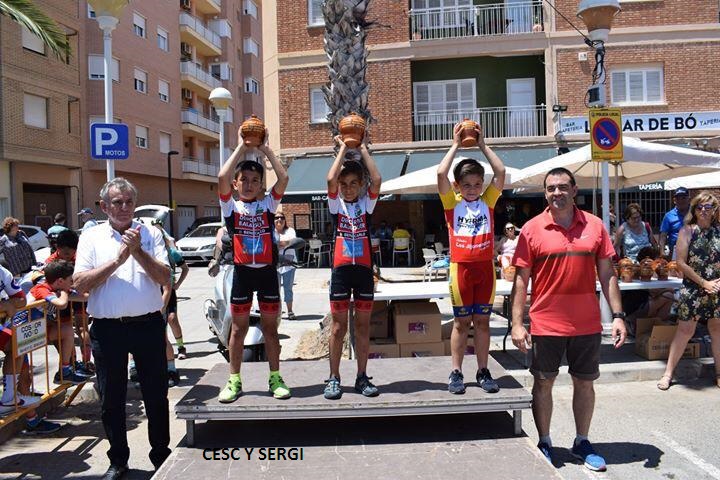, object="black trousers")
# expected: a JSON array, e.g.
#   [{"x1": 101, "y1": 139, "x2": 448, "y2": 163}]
[{"x1": 90, "y1": 313, "x2": 170, "y2": 468}]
